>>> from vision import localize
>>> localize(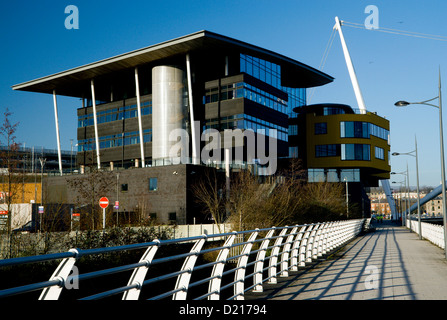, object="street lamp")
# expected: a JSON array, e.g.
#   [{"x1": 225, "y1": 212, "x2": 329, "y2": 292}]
[
  {"x1": 343, "y1": 177, "x2": 349, "y2": 218},
  {"x1": 391, "y1": 169, "x2": 410, "y2": 227},
  {"x1": 392, "y1": 180, "x2": 405, "y2": 223},
  {"x1": 394, "y1": 68, "x2": 447, "y2": 258},
  {"x1": 392, "y1": 138, "x2": 421, "y2": 239}
]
